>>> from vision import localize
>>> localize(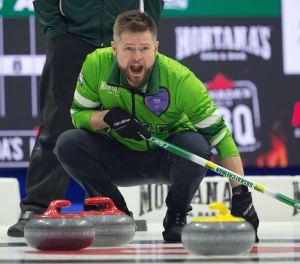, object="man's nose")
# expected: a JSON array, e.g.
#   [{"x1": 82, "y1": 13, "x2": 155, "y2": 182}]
[{"x1": 132, "y1": 50, "x2": 142, "y2": 61}]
